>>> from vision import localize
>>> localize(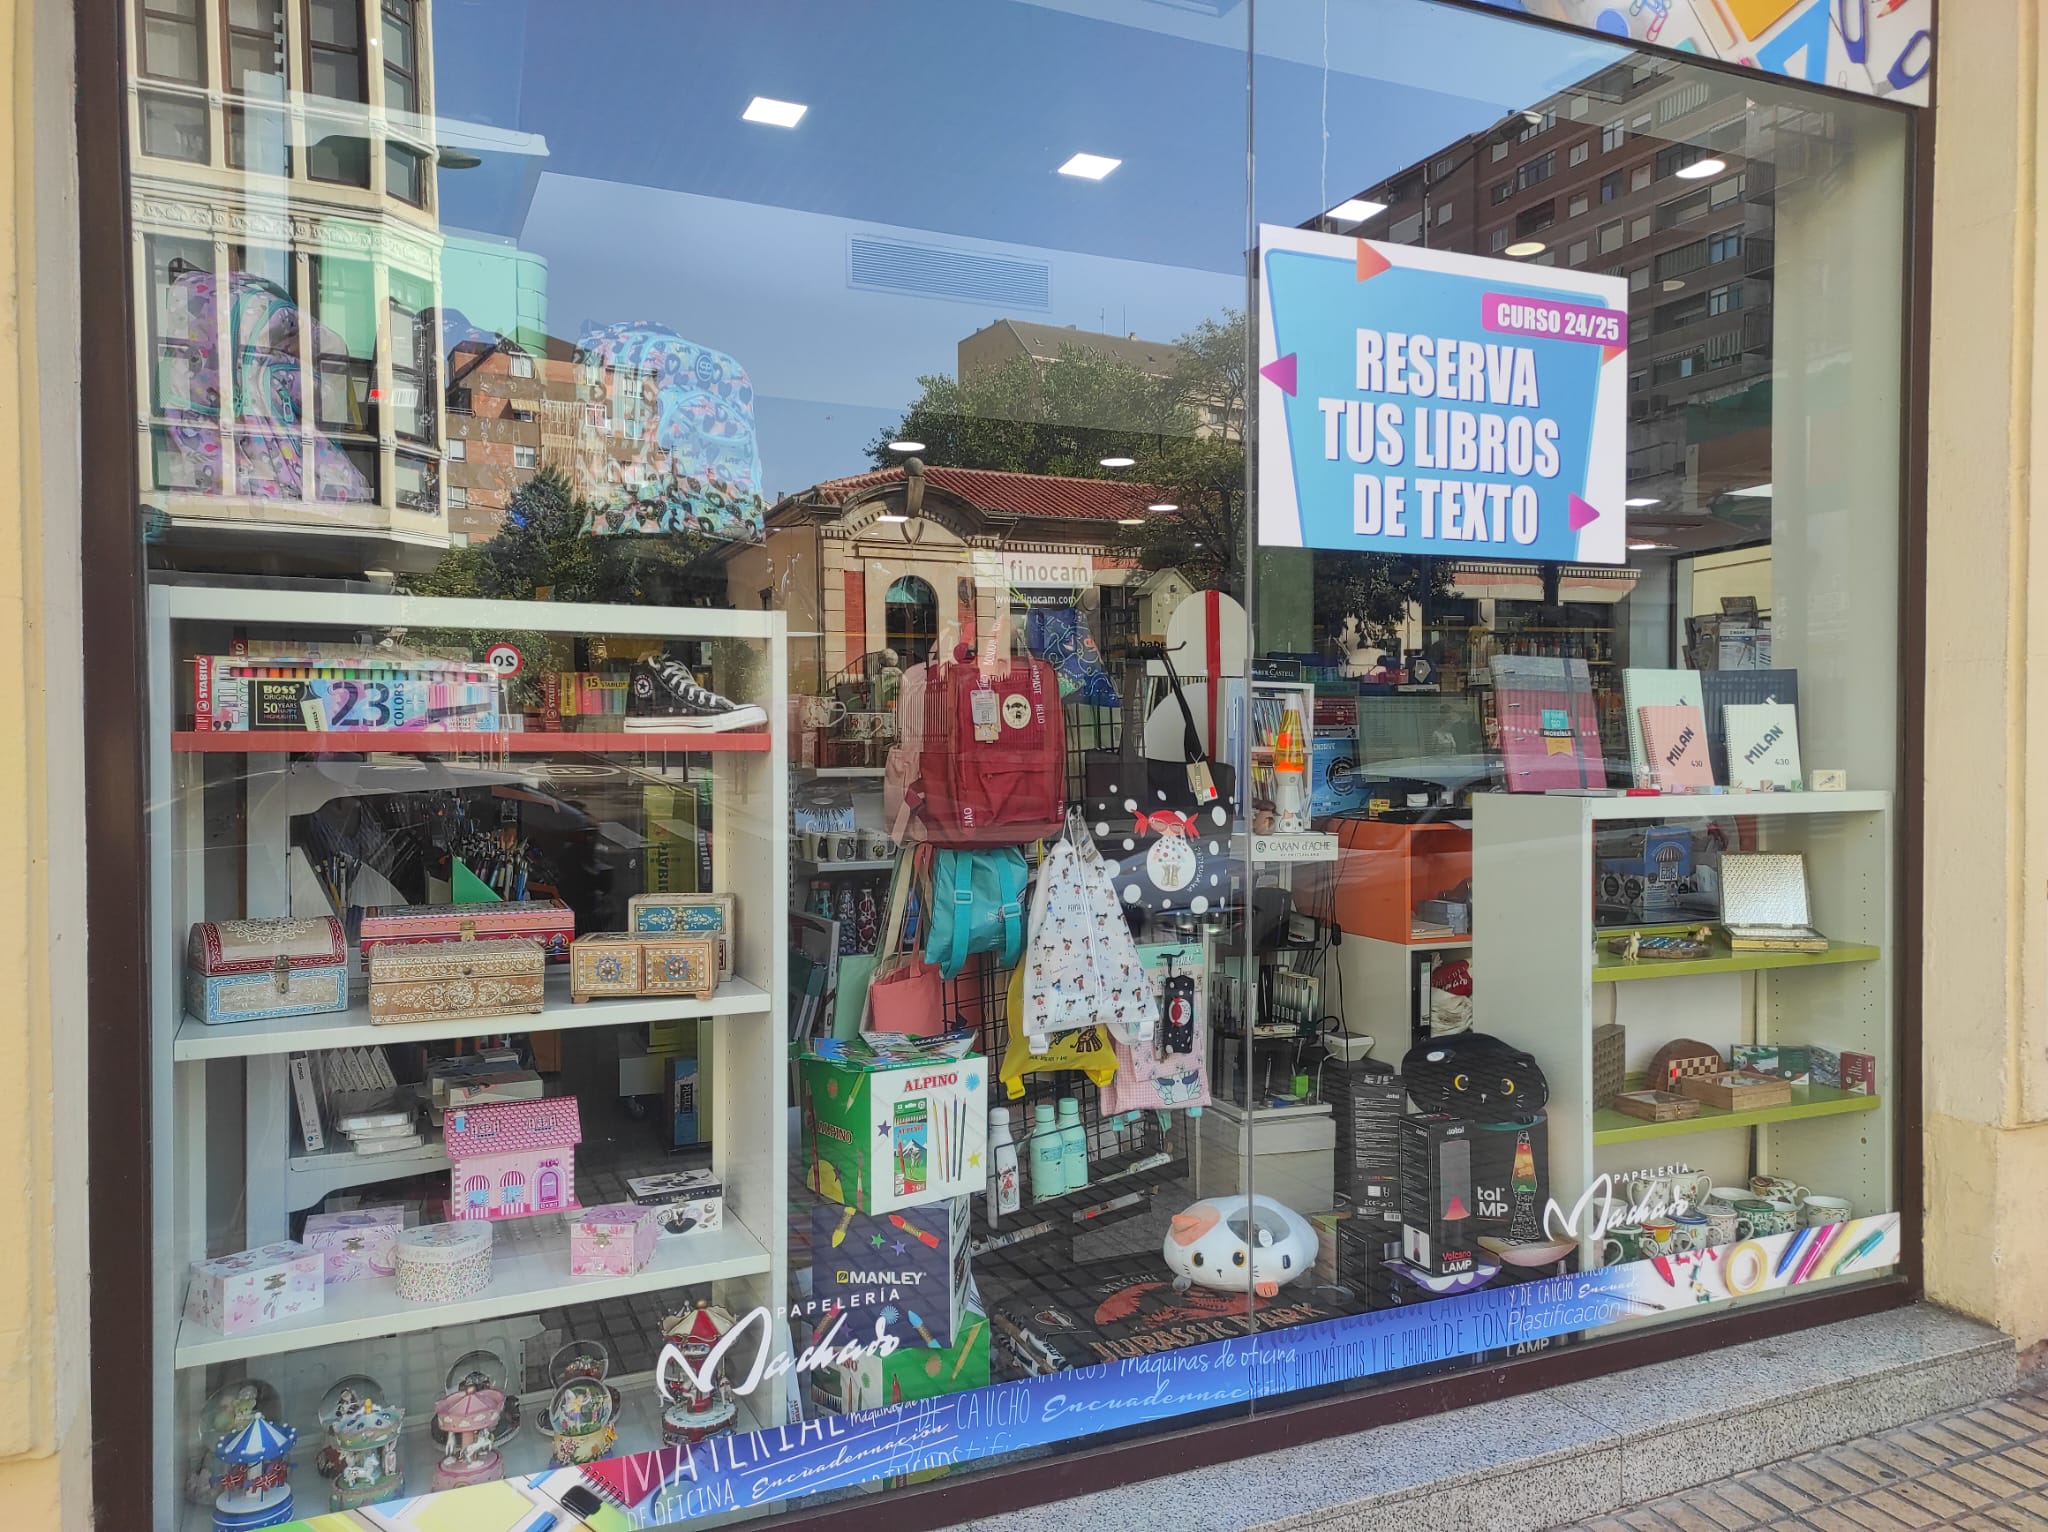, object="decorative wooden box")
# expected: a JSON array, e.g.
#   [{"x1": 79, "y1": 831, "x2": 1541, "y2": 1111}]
[
  {"x1": 360, "y1": 898, "x2": 575, "y2": 961},
  {"x1": 186, "y1": 916, "x2": 349, "y2": 1026},
  {"x1": 1675, "y1": 1070, "x2": 1793, "y2": 1111},
  {"x1": 628, "y1": 894, "x2": 736, "y2": 981},
  {"x1": 569, "y1": 933, "x2": 717, "y2": 1003},
  {"x1": 368, "y1": 932, "x2": 545, "y2": 1025},
  {"x1": 1592, "y1": 1023, "x2": 1625, "y2": 1109},
  {"x1": 1609, "y1": 1089, "x2": 1702, "y2": 1123}
]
